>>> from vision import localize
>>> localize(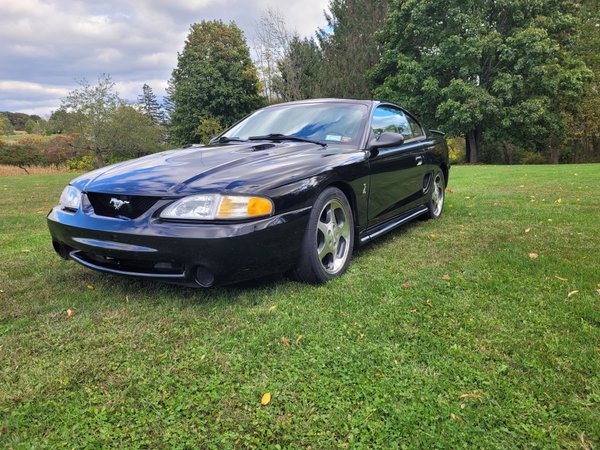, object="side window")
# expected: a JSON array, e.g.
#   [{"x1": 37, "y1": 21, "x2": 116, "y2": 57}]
[
  {"x1": 371, "y1": 106, "x2": 412, "y2": 138},
  {"x1": 406, "y1": 114, "x2": 424, "y2": 139}
]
